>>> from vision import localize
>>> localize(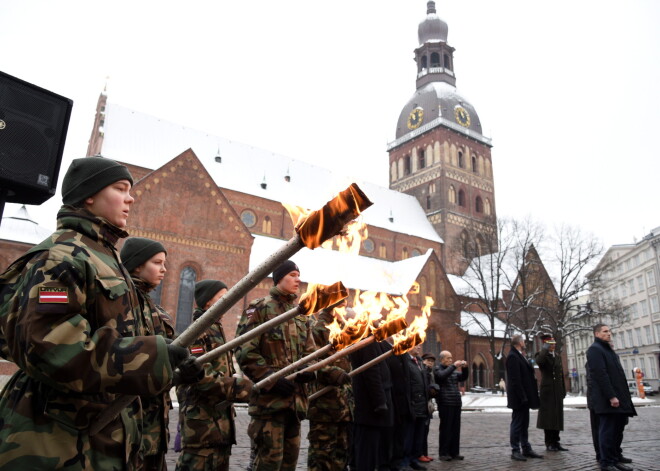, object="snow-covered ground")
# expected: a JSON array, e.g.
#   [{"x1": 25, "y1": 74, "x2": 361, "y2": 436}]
[{"x1": 460, "y1": 392, "x2": 658, "y2": 413}]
